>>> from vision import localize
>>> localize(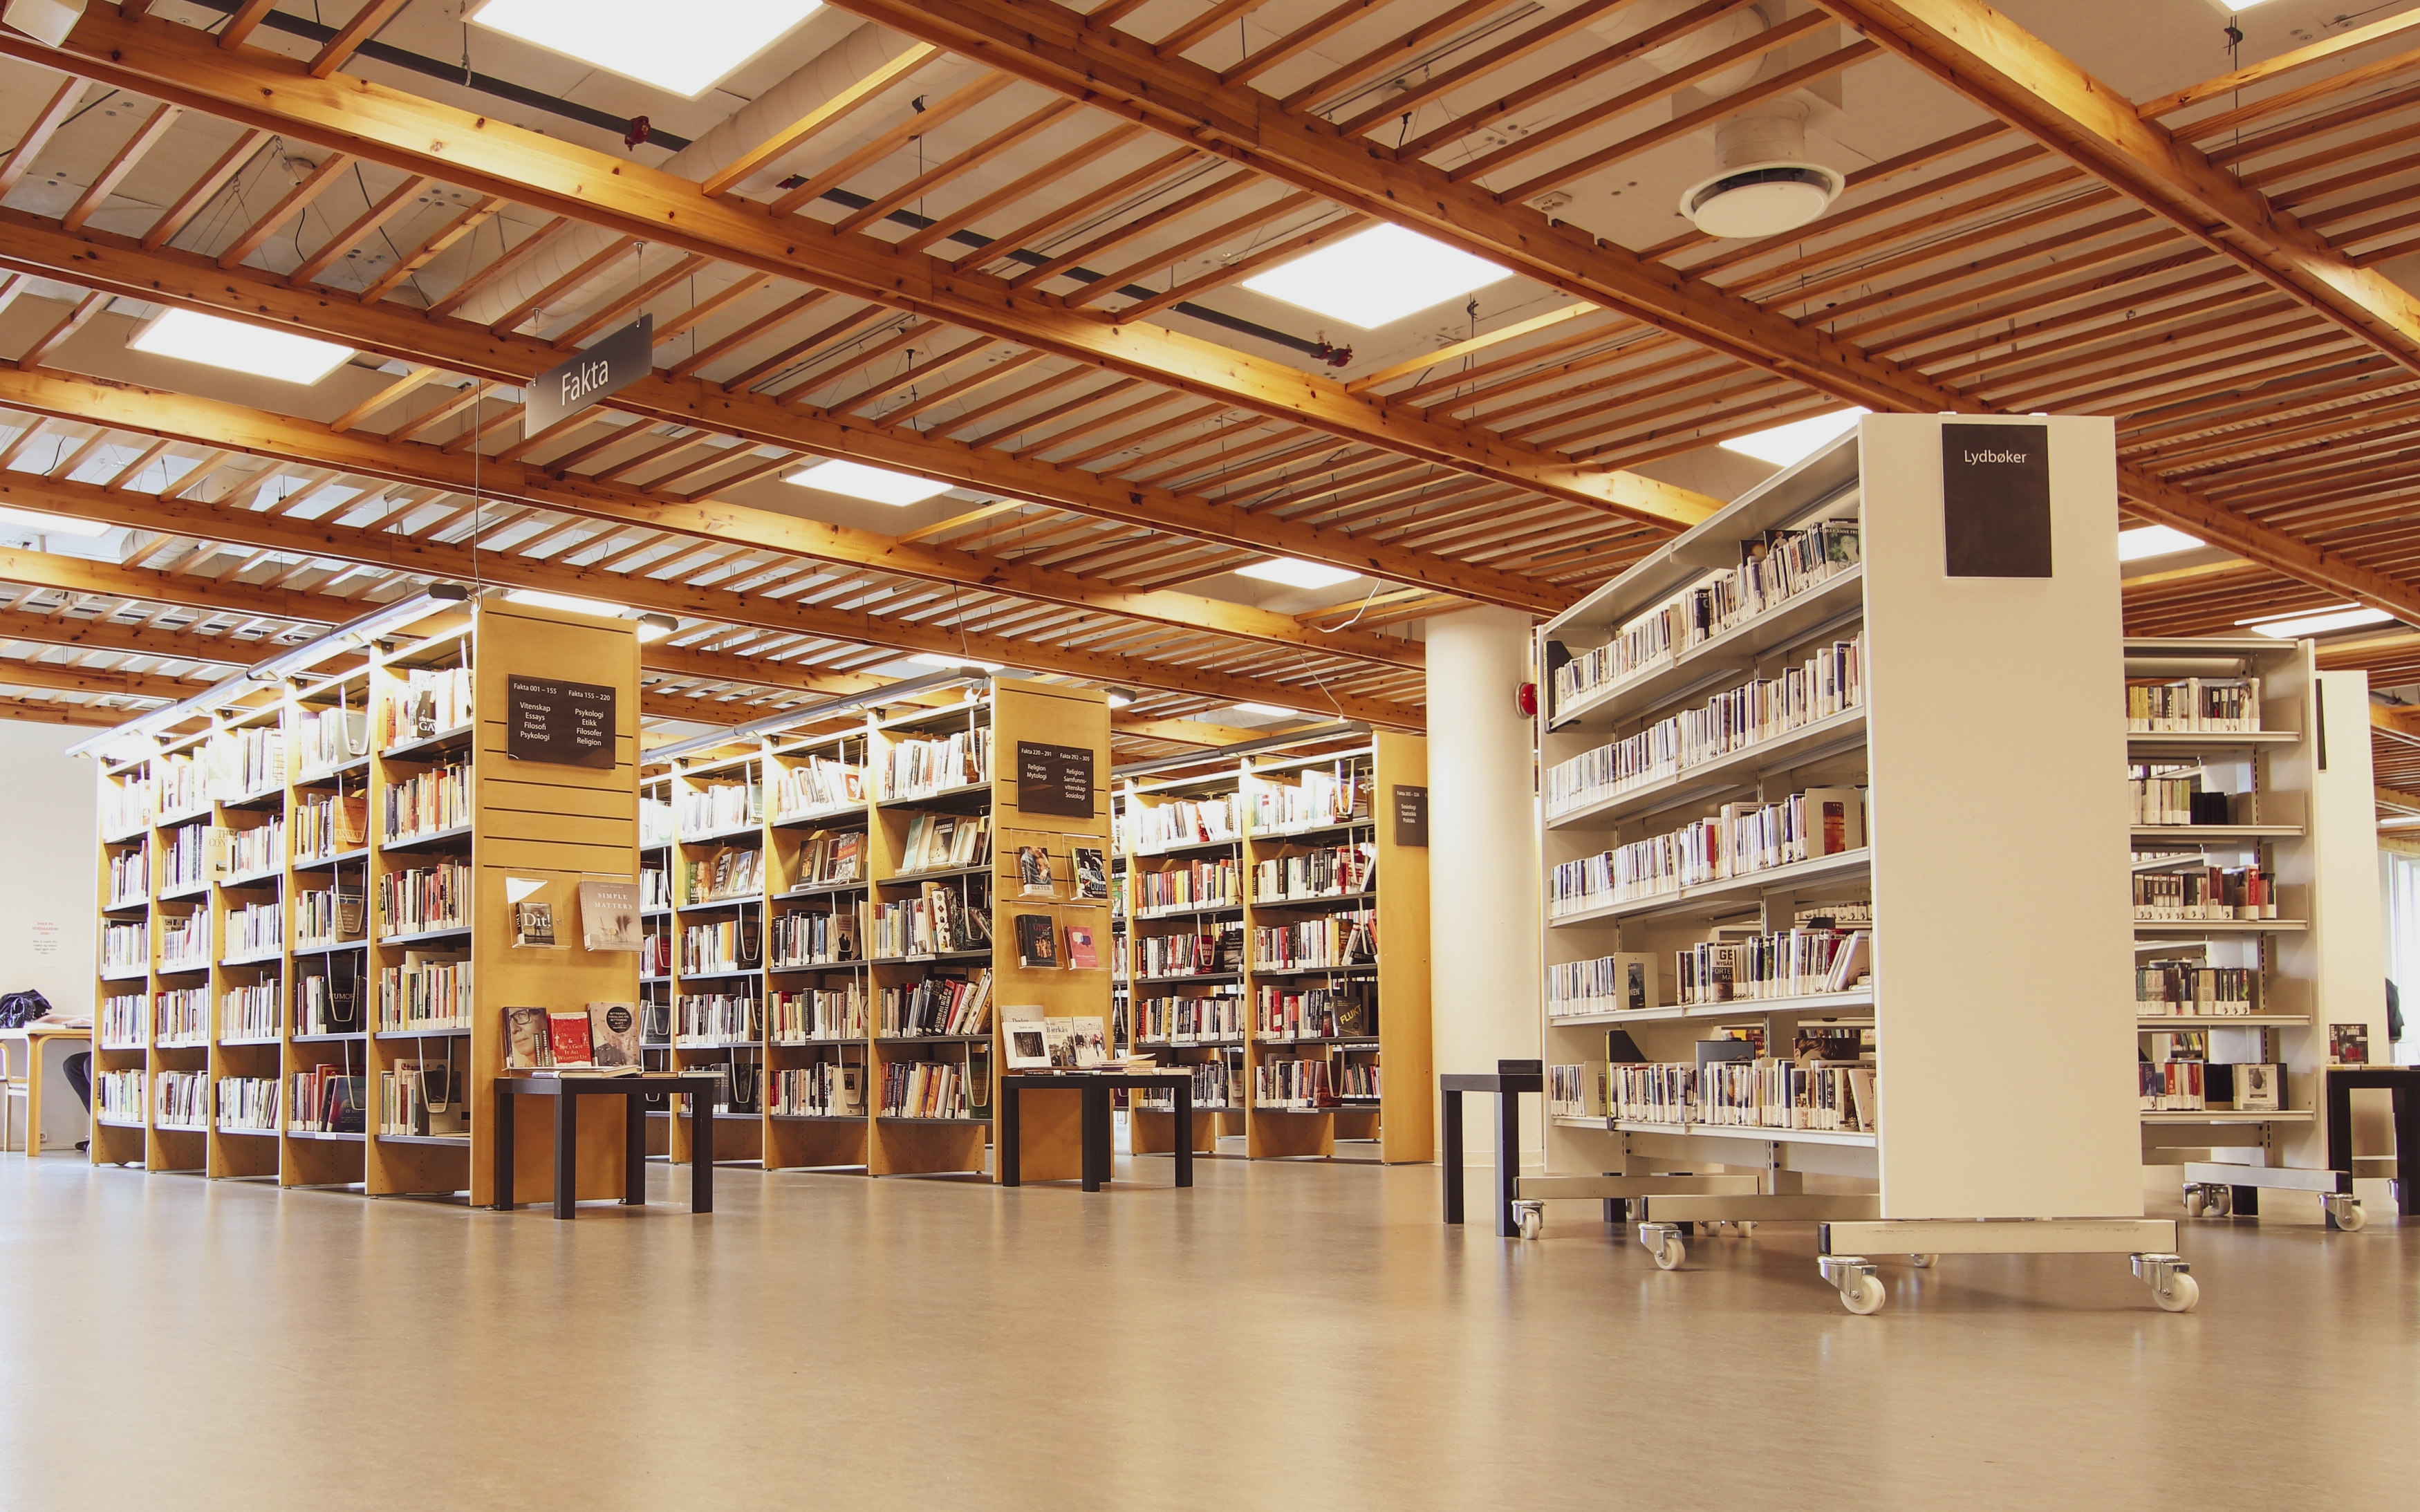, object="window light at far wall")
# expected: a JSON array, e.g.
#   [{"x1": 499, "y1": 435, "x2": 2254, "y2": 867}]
[
  {"x1": 1719, "y1": 408, "x2": 1868, "y2": 468},
  {"x1": 470, "y1": 0, "x2": 822, "y2": 99},
  {"x1": 1235, "y1": 557, "x2": 1359, "y2": 590},
  {"x1": 786, "y1": 458, "x2": 953, "y2": 506},
  {"x1": 1241, "y1": 223, "x2": 1514, "y2": 330},
  {"x1": 2119, "y1": 525, "x2": 2206, "y2": 562},
  {"x1": 2236, "y1": 605, "x2": 2394, "y2": 639},
  {"x1": 127, "y1": 308, "x2": 354, "y2": 385}
]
